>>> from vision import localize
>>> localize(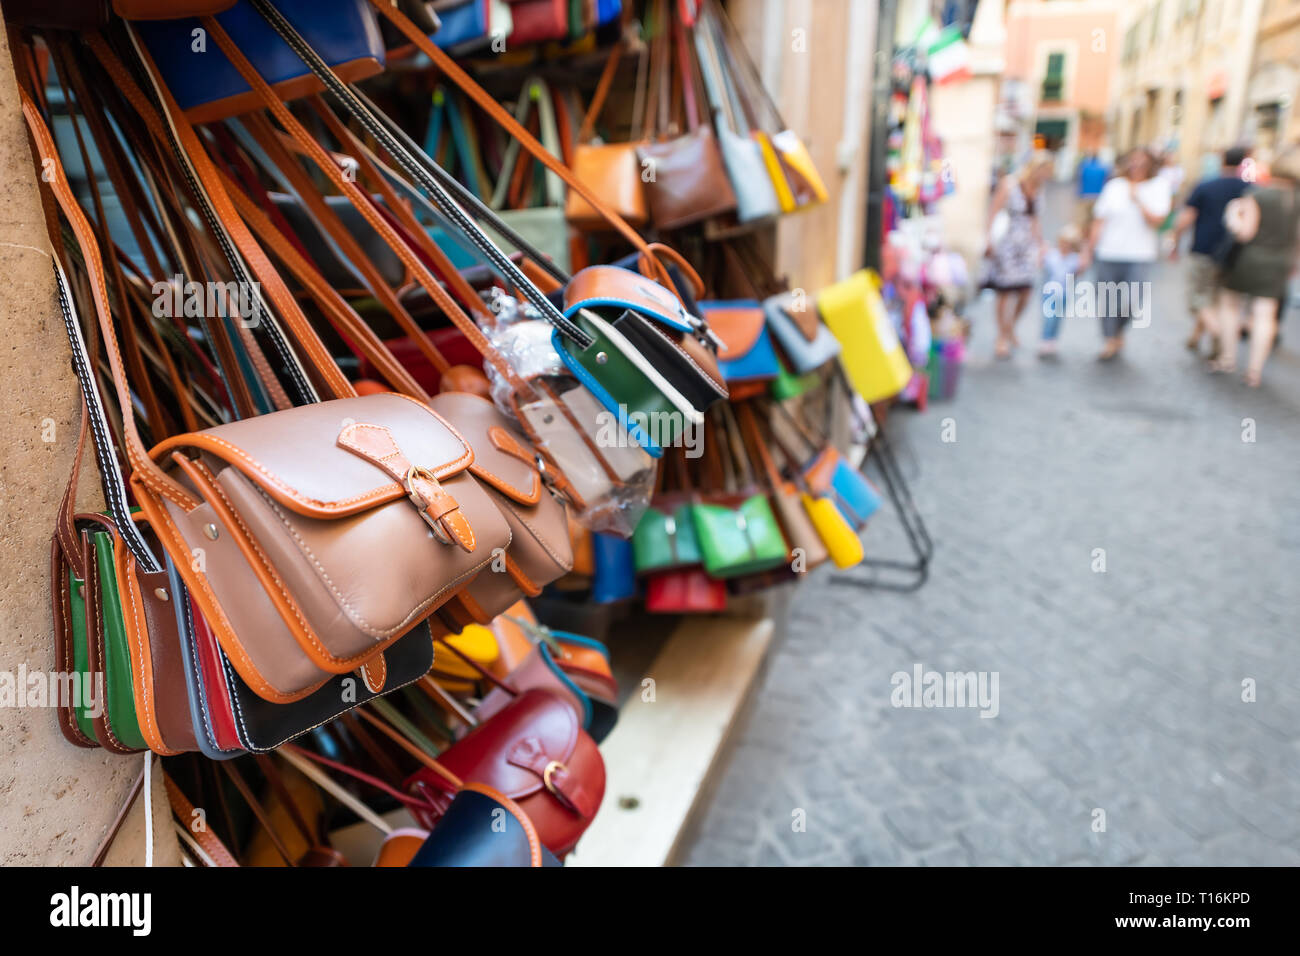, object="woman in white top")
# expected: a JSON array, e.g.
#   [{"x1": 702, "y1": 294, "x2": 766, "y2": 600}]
[{"x1": 1085, "y1": 148, "x2": 1172, "y2": 360}]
